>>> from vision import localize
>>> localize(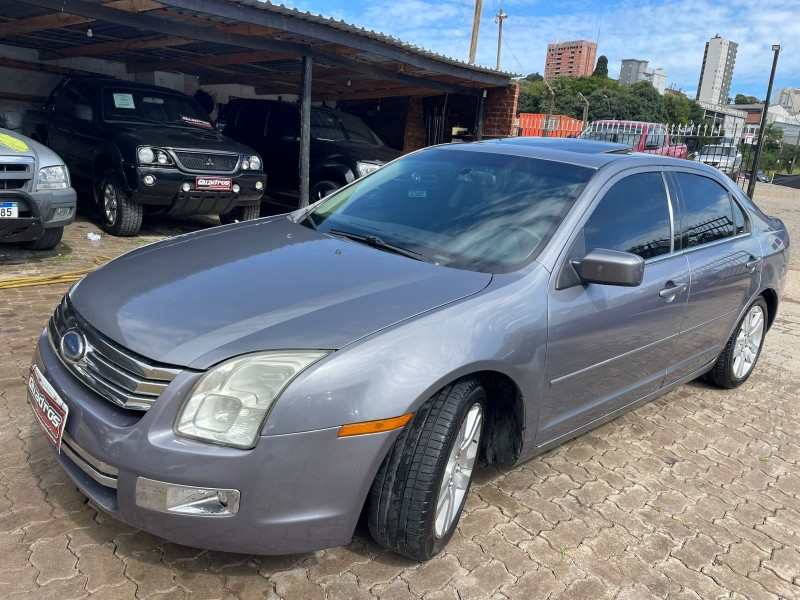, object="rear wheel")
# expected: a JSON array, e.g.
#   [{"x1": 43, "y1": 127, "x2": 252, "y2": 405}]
[
  {"x1": 23, "y1": 227, "x2": 63, "y2": 250},
  {"x1": 99, "y1": 169, "x2": 142, "y2": 236},
  {"x1": 705, "y1": 297, "x2": 768, "y2": 388},
  {"x1": 310, "y1": 180, "x2": 341, "y2": 203},
  {"x1": 368, "y1": 378, "x2": 485, "y2": 560},
  {"x1": 219, "y1": 204, "x2": 260, "y2": 225}
]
